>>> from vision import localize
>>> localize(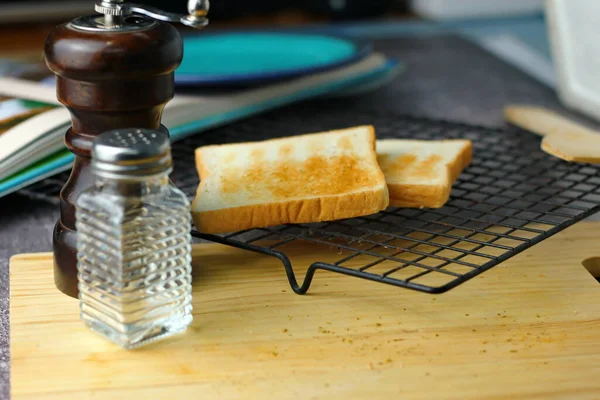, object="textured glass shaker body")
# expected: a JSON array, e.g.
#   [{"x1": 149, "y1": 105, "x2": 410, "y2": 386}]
[{"x1": 75, "y1": 128, "x2": 193, "y2": 349}]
